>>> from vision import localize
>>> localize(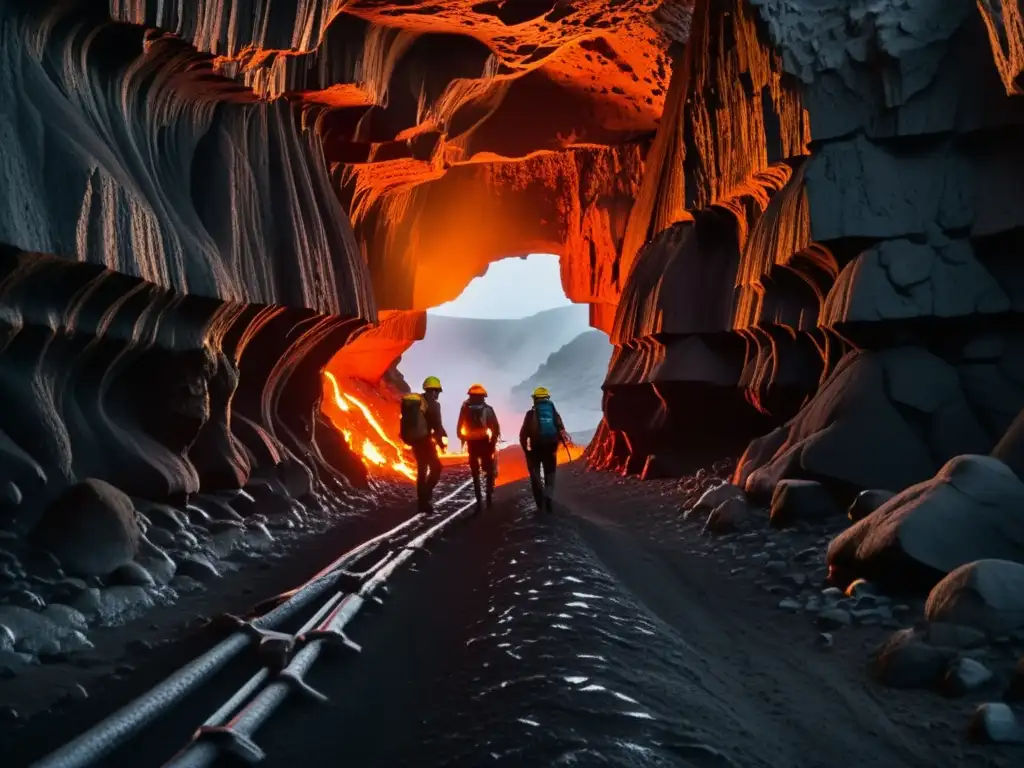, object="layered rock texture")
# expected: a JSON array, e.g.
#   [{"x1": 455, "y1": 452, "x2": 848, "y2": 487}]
[
  {"x1": 2, "y1": 0, "x2": 1024, "y2": 642},
  {"x1": 589, "y1": 0, "x2": 1024, "y2": 493}
]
